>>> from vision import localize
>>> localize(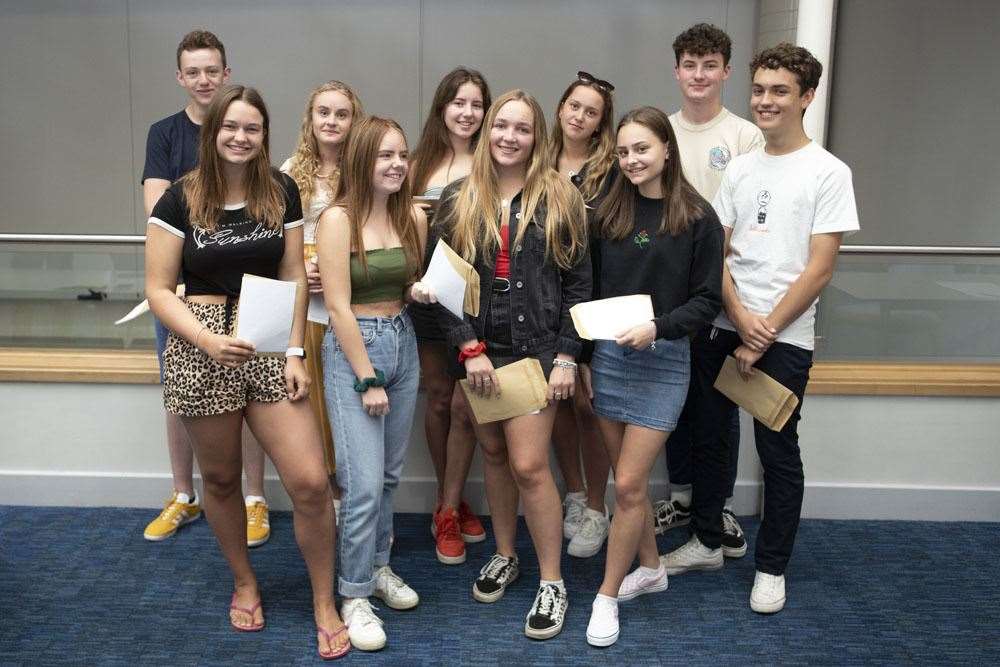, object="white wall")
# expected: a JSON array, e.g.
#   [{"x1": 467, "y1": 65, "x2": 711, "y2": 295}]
[{"x1": 2, "y1": 382, "x2": 997, "y2": 521}]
